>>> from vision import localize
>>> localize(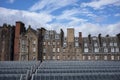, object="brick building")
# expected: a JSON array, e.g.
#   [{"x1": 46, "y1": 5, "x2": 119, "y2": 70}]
[
  {"x1": 0, "y1": 24, "x2": 15, "y2": 61},
  {"x1": 82, "y1": 34, "x2": 120, "y2": 60},
  {"x1": 42, "y1": 29, "x2": 64, "y2": 60},
  {"x1": 0, "y1": 21, "x2": 120, "y2": 61},
  {"x1": 19, "y1": 26, "x2": 38, "y2": 61},
  {"x1": 62, "y1": 28, "x2": 82, "y2": 60}
]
